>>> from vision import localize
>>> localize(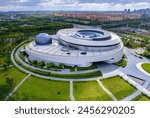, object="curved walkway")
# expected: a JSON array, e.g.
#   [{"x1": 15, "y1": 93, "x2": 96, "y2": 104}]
[
  {"x1": 11, "y1": 47, "x2": 102, "y2": 81},
  {"x1": 122, "y1": 80, "x2": 150, "y2": 101},
  {"x1": 97, "y1": 80, "x2": 117, "y2": 101},
  {"x1": 16, "y1": 46, "x2": 100, "y2": 74},
  {"x1": 136, "y1": 62, "x2": 150, "y2": 77},
  {"x1": 0, "y1": 65, "x2": 13, "y2": 70},
  {"x1": 4, "y1": 74, "x2": 31, "y2": 101},
  {"x1": 70, "y1": 81, "x2": 75, "y2": 101}
]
